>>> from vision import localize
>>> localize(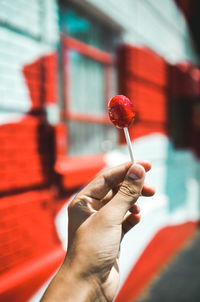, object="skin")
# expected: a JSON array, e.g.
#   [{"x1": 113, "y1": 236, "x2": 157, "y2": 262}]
[{"x1": 41, "y1": 161, "x2": 155, "y2": 302}]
